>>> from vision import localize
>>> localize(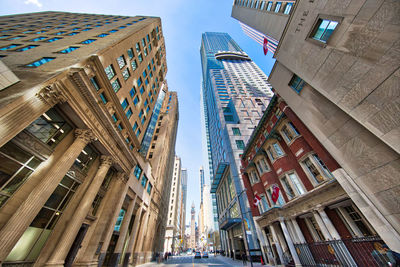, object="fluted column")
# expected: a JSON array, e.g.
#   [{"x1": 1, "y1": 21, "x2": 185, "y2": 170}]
[
  {"x1": 279, "y1": 218, "x2": 301, "y2": 266},
  {"x1": 312, "y1": 210, "x2": 332, "y2": 240},
  {"x1": 98, "y1": 173, "x2": 129, "y2": 267},
  {"x1": 315, "y1": 207, "x2": 340, "y2": 239},
  {"x1": 0, "y1": 129, "x2": 95, "y2": 263},
  {"x1": 133, "y1": 209, "x2": 150, "y2": 265},
  {"x1": 109, "y1": 195, "x2": 136, "y2": 267},
  {"x1": 44, "y1": 155, "x2": 113, "y2": 266},
  {"x1": 270, "y1": 224, "x2": 284, "y2": 265},
  {"x1": 124, "y1": 205, "x2": 143, "y2": 267},
  {"x1": 291, "y1": 218, "x2": 306, "y2": 243}
]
